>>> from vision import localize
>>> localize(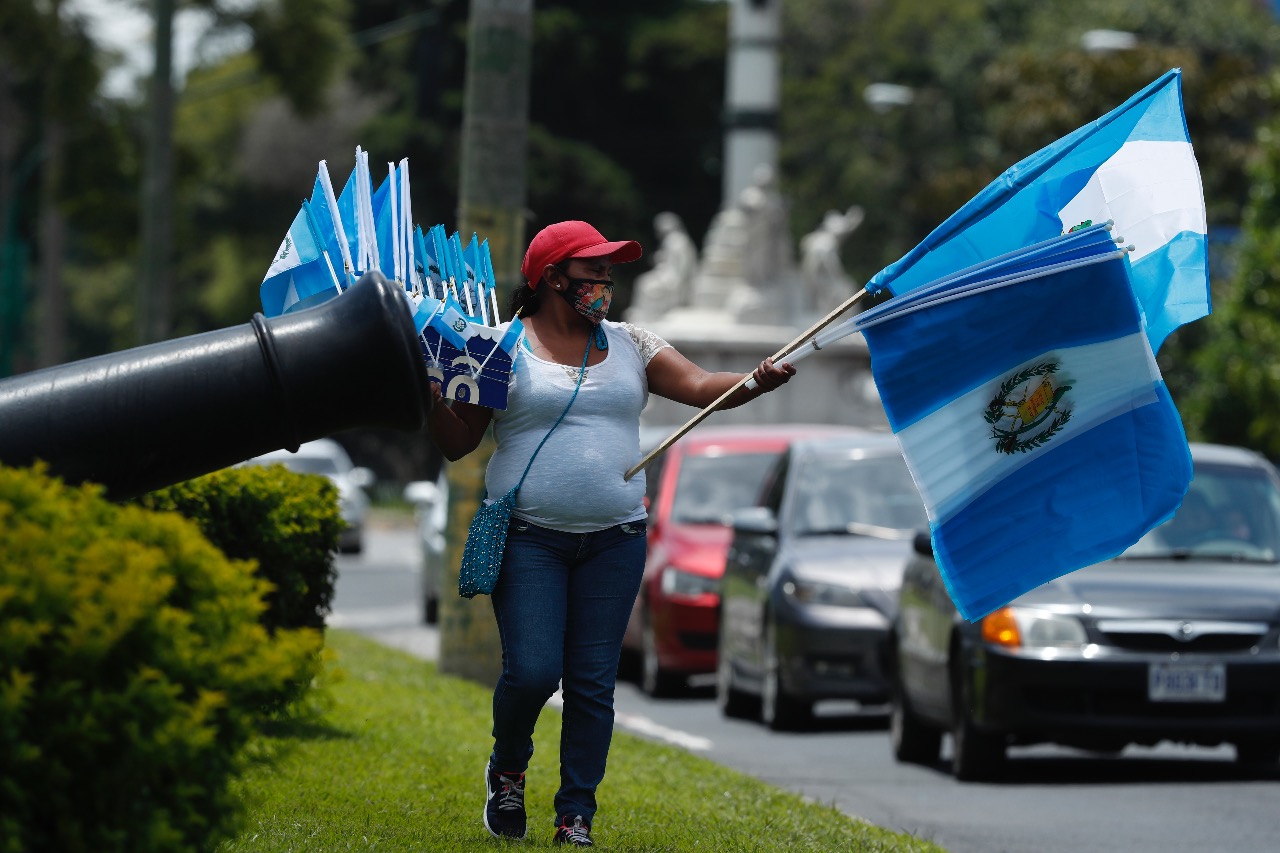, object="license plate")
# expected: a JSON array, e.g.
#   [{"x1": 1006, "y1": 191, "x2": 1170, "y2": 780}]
[{"x1": 1148, "y1": 662, "x2": 1226, "y2": 702}]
